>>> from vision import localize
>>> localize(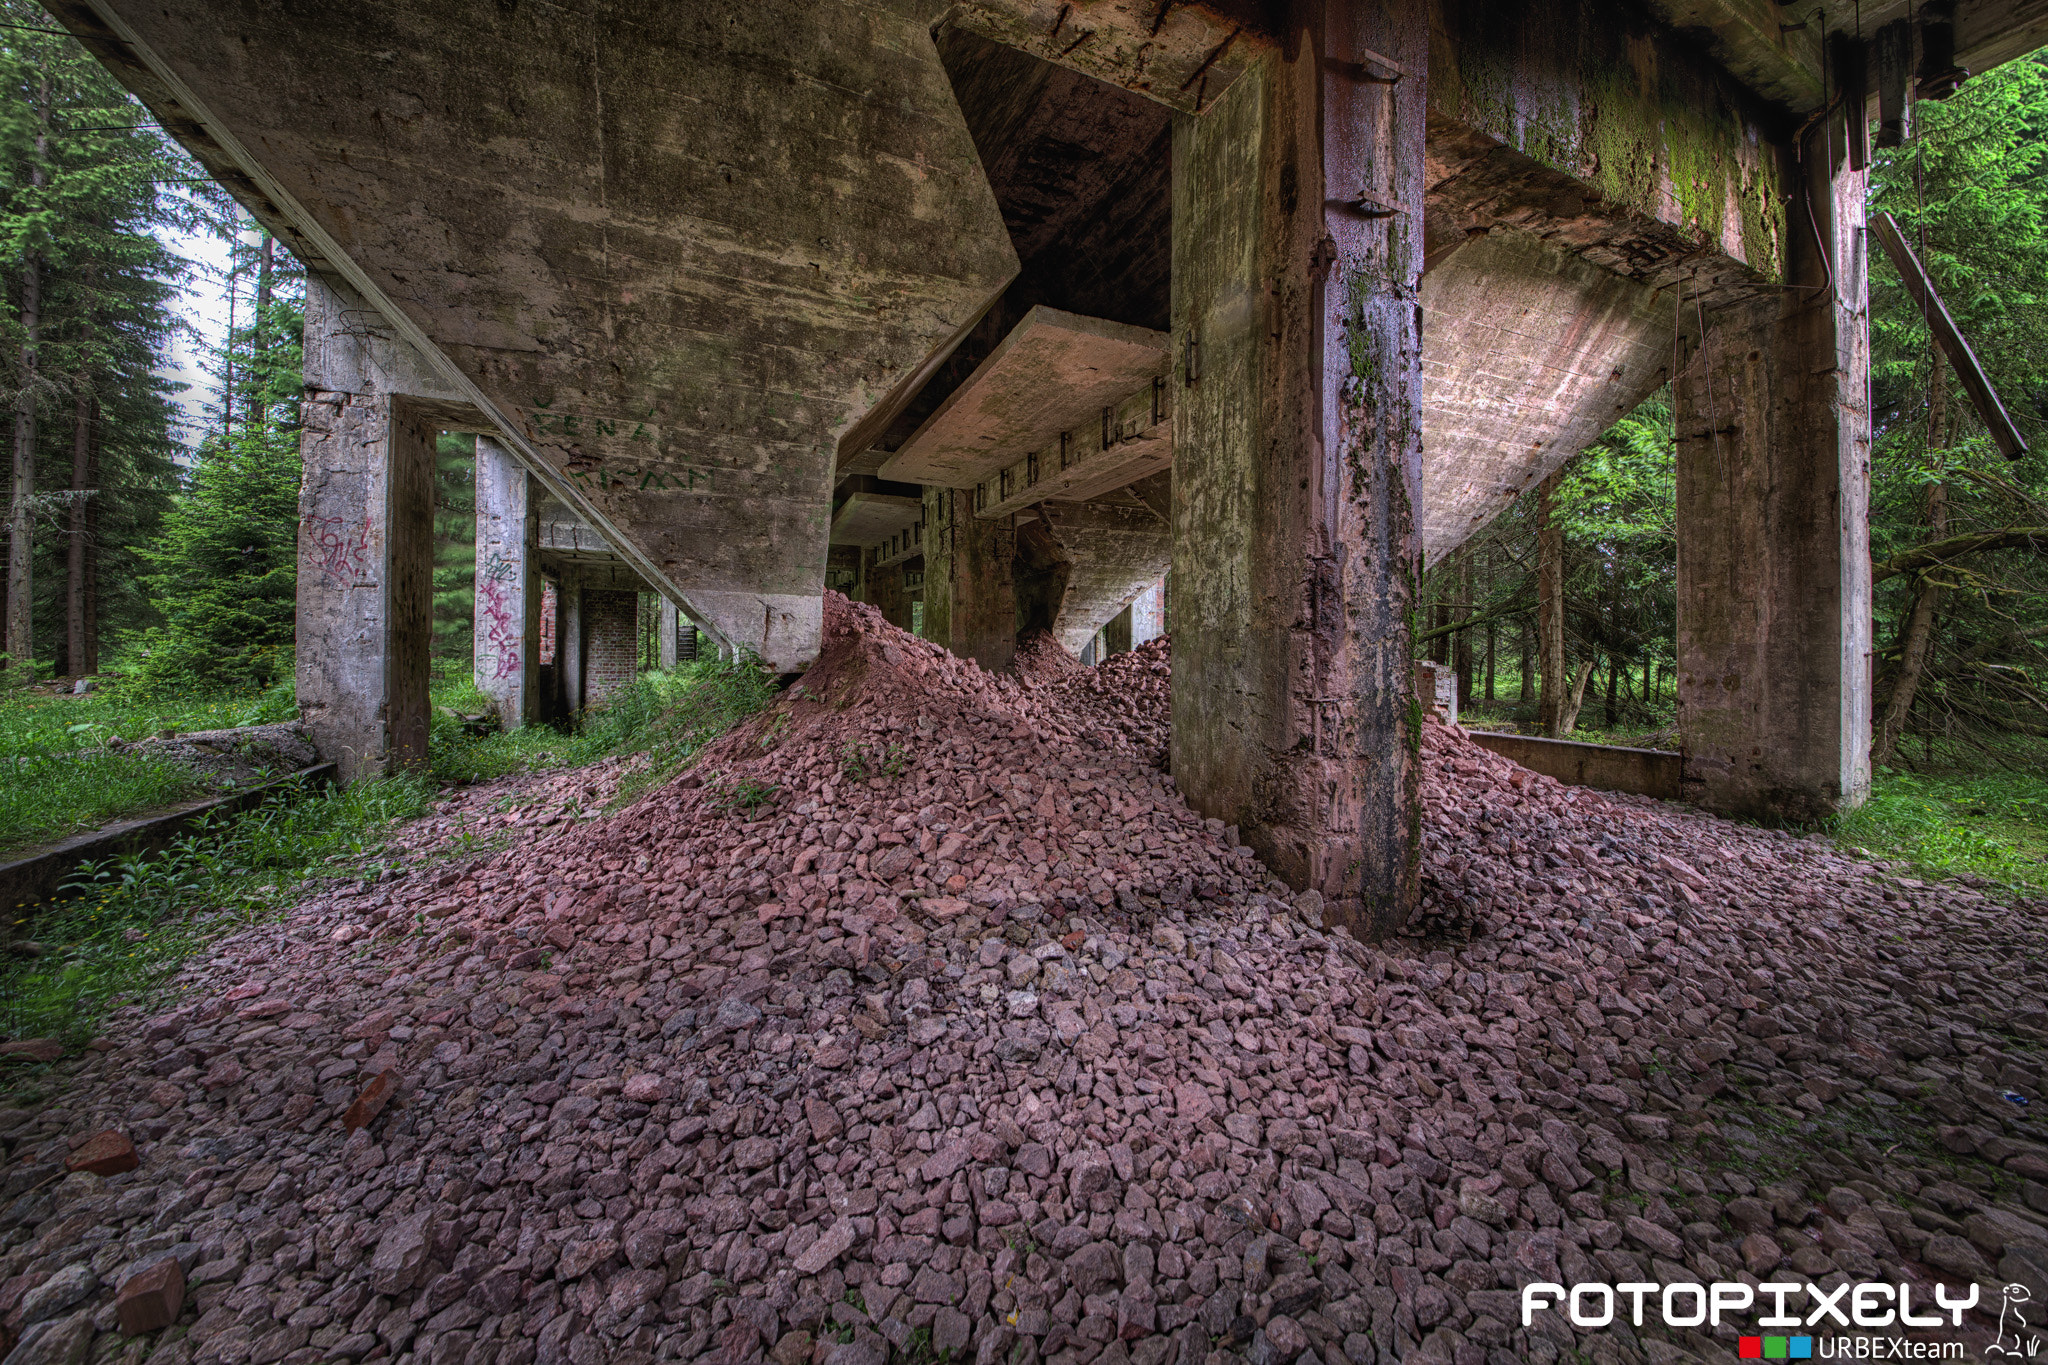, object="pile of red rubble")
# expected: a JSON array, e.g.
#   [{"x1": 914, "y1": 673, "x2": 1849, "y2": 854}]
[{"x1": 2, "y1": 594, "x2": 2044, "y2": 1365}]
